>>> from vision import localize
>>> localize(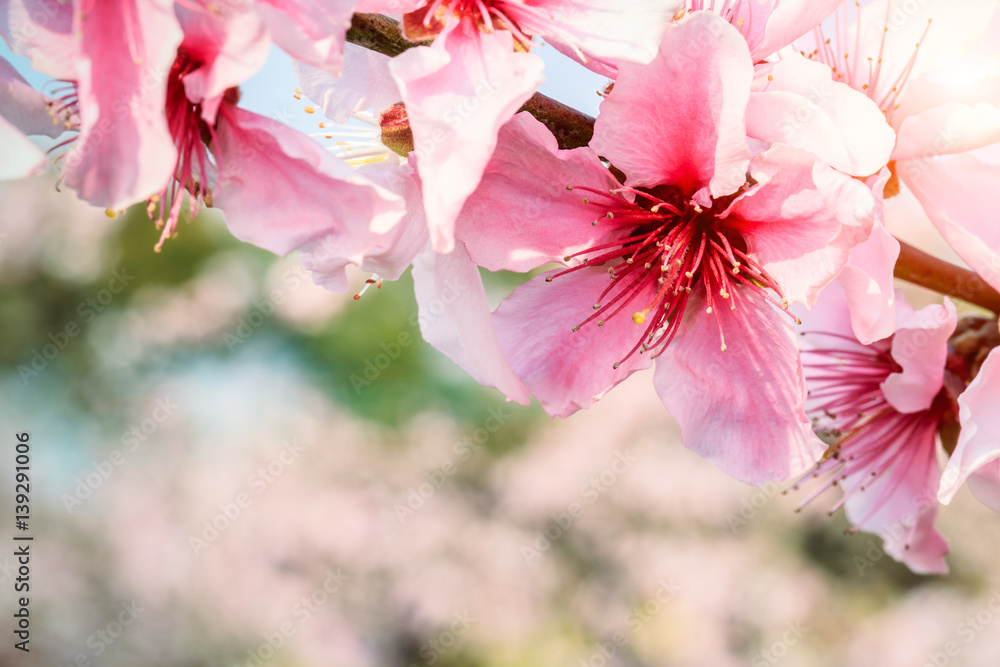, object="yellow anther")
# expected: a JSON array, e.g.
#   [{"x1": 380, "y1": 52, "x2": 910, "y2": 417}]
[{"x1": 632, "y1": 312, "x2": 646, "y2": 325}]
